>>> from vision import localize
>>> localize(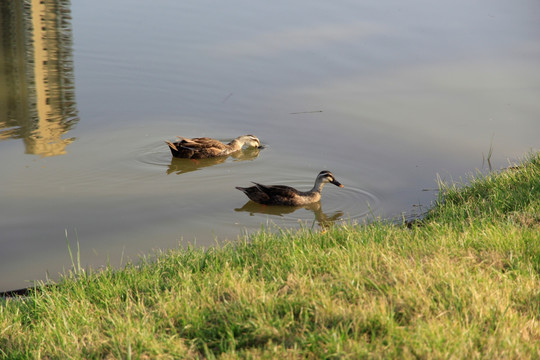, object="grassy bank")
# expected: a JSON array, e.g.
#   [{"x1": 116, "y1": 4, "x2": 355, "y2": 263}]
[{"x1": 1, "y1": 154, "x2": 539, "y2": 359}]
